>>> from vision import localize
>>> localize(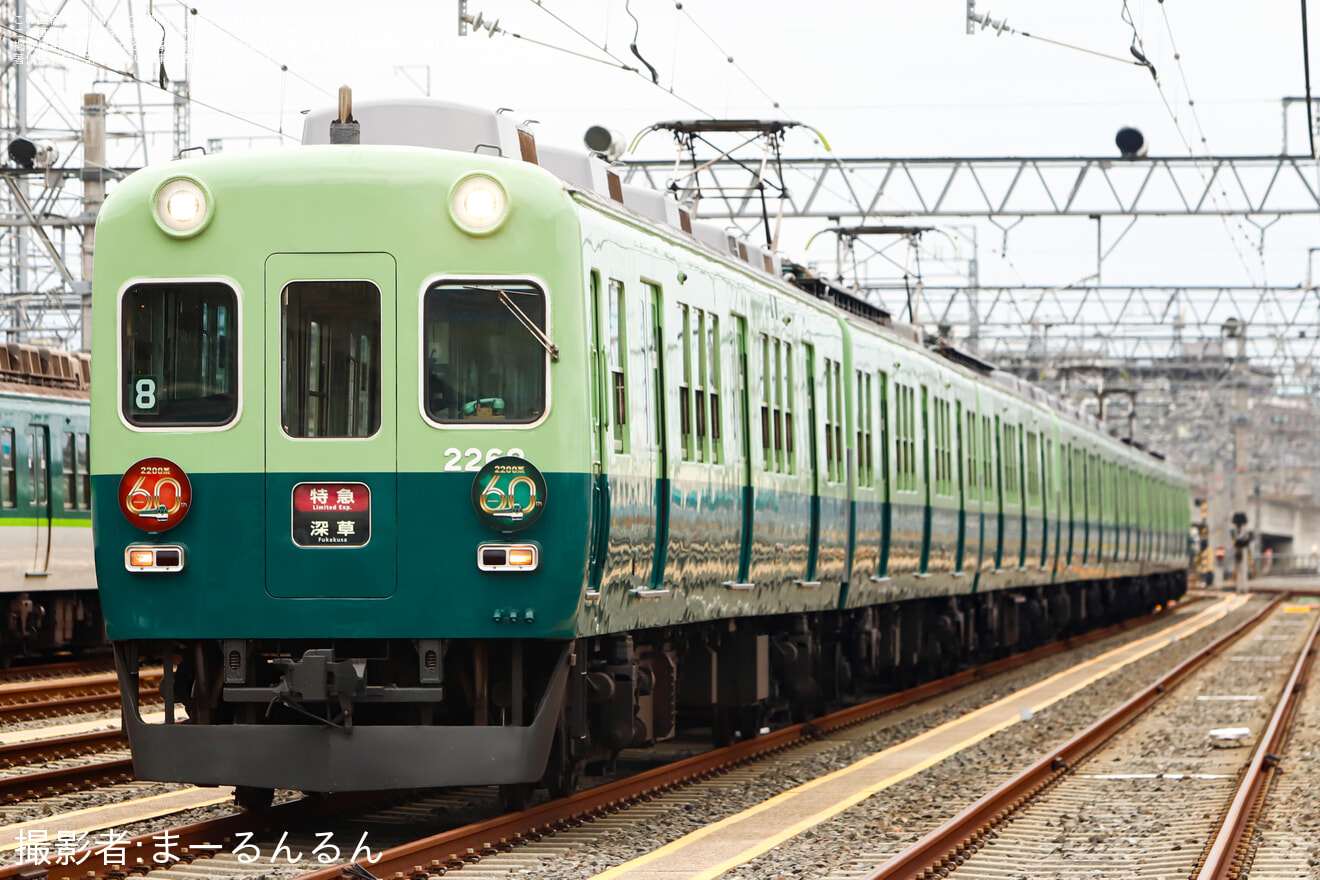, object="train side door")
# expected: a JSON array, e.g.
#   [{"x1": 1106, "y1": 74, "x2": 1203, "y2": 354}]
[
  {"x1": 27, "y1": 425, "x2": 50, "y2": 575},
  {"x1": 586, "y1": 272, "x2": 610, "y2": 594},
  {"x1": 955, "y1": 402, "x2": 965, "y2": 573},
  {"x1": 735, "y1": 316, "x2": 753, "y2": 583},
  {"x1": 919, "y1": 385, "x2": 932, "y2": 573},
  {"x1": 264, "y1": 253, "x2": 397, "y2": 599},
  {"x1": 648, "y1": 283, "x2": 671, "y2": 588}
]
